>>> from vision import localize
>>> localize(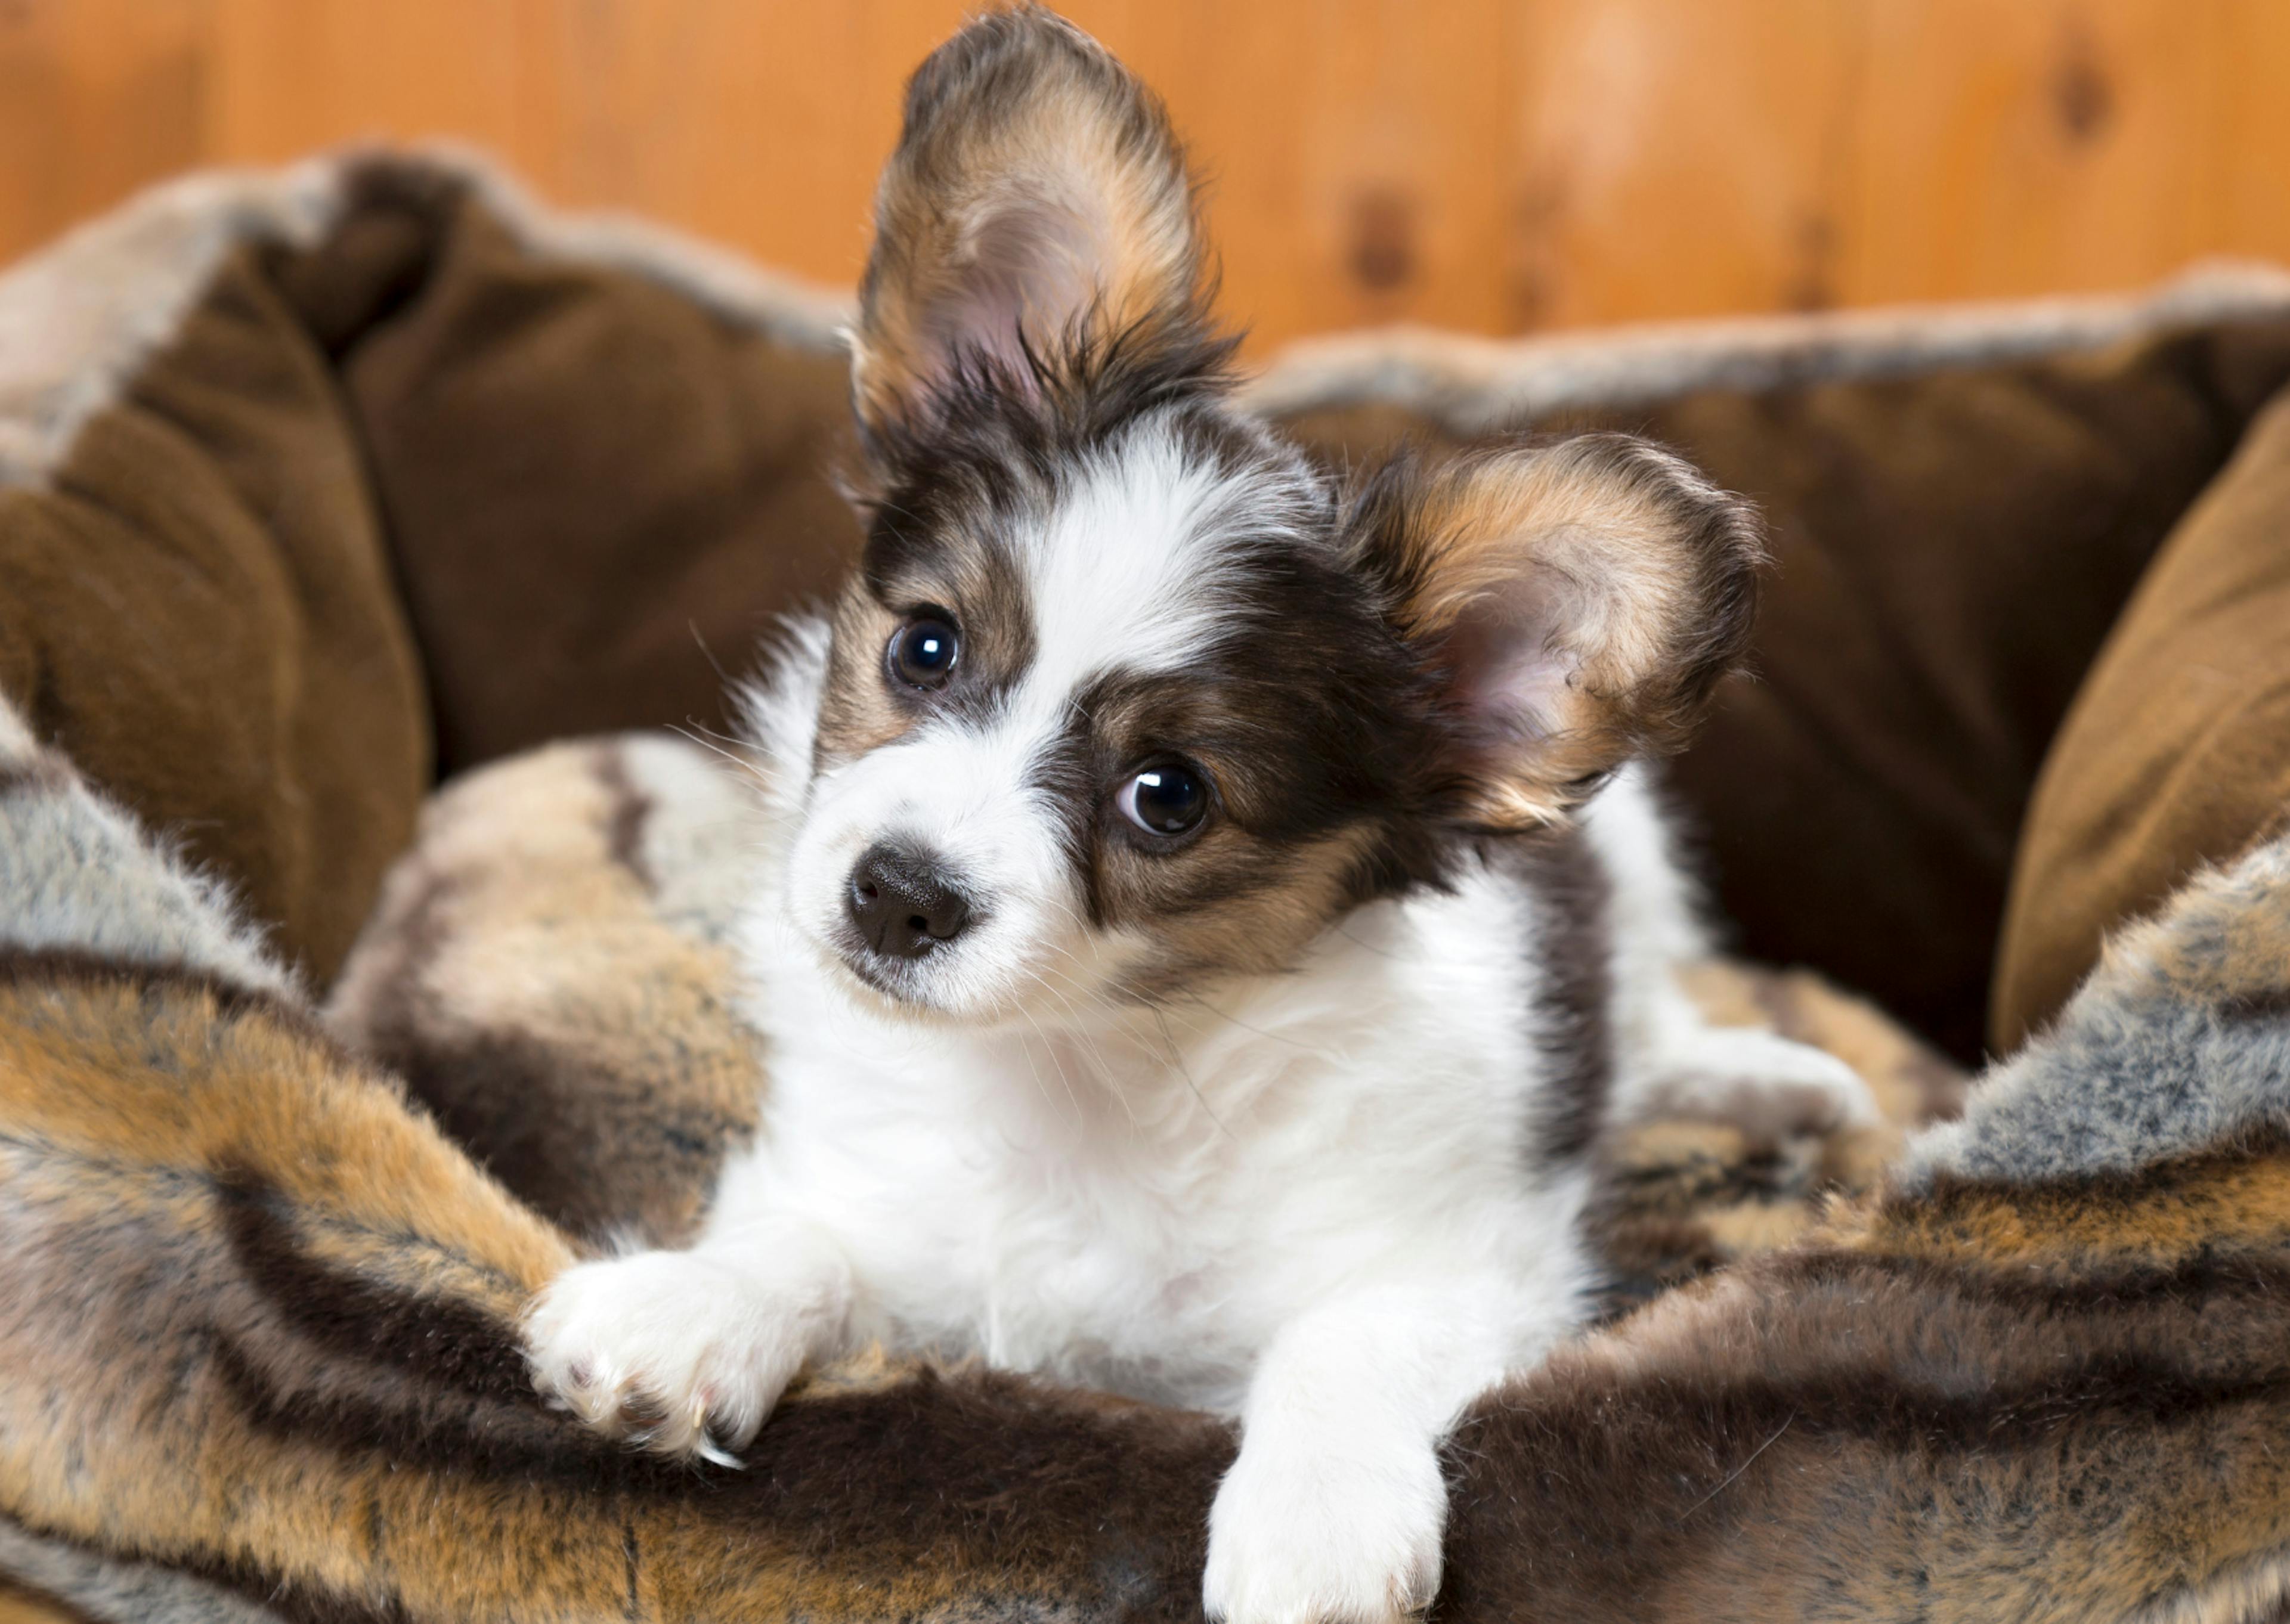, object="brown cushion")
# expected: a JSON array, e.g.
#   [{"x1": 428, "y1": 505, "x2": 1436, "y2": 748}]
[
  {"x1": 1279, "y1": 320, "x2": 2290, "y2": 1062},
  {"x1": 0, "y1": 154, "x2": 865, "y2": 988},
  {"x1": 1994, "y1": 388, "x2": 2290, "y2": 1049},
  {"x1": 301, "y1": 163, "x2": 863, "y2": 774},
  {"x1": 0, "y1": 241, "x2": 430, "y2": 984}
]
